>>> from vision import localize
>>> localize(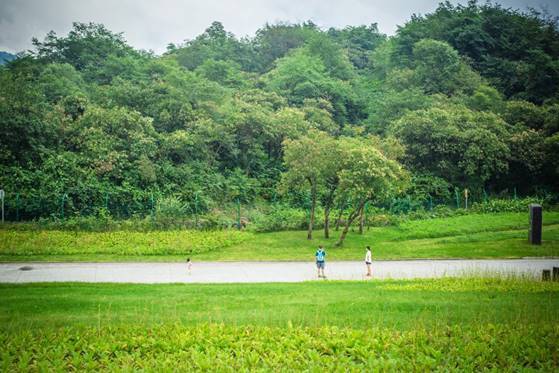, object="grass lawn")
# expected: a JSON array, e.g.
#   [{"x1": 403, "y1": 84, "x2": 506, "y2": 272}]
[
  {"x1": 1, "y1": 212, "x2": 558, "y2": 262},
  {"x1": 2, "y1": 279, "x2": 558, "y2": 329},
  {"x1": 1, "y1": 278, "x2": 558, "y2": 370}
]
